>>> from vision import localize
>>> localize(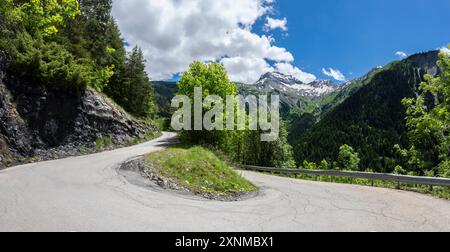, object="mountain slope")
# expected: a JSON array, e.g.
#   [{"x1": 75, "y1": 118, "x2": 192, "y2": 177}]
[
  {"x1": 237, "y1": 83, "x2": 319, "y2": 118},
  {"x1": 286, "y1": 66, "x2": 395, "y2": 143},
  {"x1": 317, "y1": 66, "x2": 387, "y2": 116},
  {"x1": 255, "y1": 72, "x2": 337, "y2": 98},
  {"x1": 153, "y1": 81, "x2": 178, "y2": 117},
  {"x1": 153, "y1": 71, "x2": 340, "y2": 120},
  {"x1": 293, "y1": 51, "x2": 440, "y2": 172}
]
